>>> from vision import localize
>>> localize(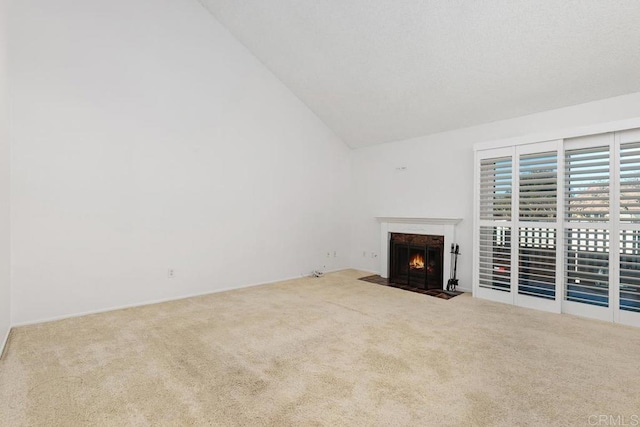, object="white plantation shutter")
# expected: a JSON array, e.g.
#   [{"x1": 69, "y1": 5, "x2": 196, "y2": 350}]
[
  {"x1": 516, "y1": 149, "x2": 559, "y2": 302},
  {"x1": 565, "y1": 146, "x2": 610, "y2": 222},
  {"x1": 619, "y1": 132, "x2": 640, "y2": 316},
  {"x1": 564, "y1": 228, "x2": 609, "y2": 307},
  {"x1": 479, "y1": 157, "x2": 512, "y2": 221},
  {"x1": 620, "y1": 141, "x2": 640, "y2": 223},
  {"x1": 518, "y1": 228, "x2": 556, "y2": 300},
  {"x1": 519, "y1": 152, "x2": 557, "y2": 221},
  {"x1": 478, "y1": 152, "x2": 514, "y2": 296},
  {"x1": 620, "y1": 230, "x2": 640, "y2": 313},
  {"x1": 563, "y1": 138, "x2": 611, "y2": 310},
  {"x1": 476, "y1": 128, "x2": 640, "y2": 326},
  {"x1": 479, "y1": 226, "x2": 511, "y2": 292}
]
